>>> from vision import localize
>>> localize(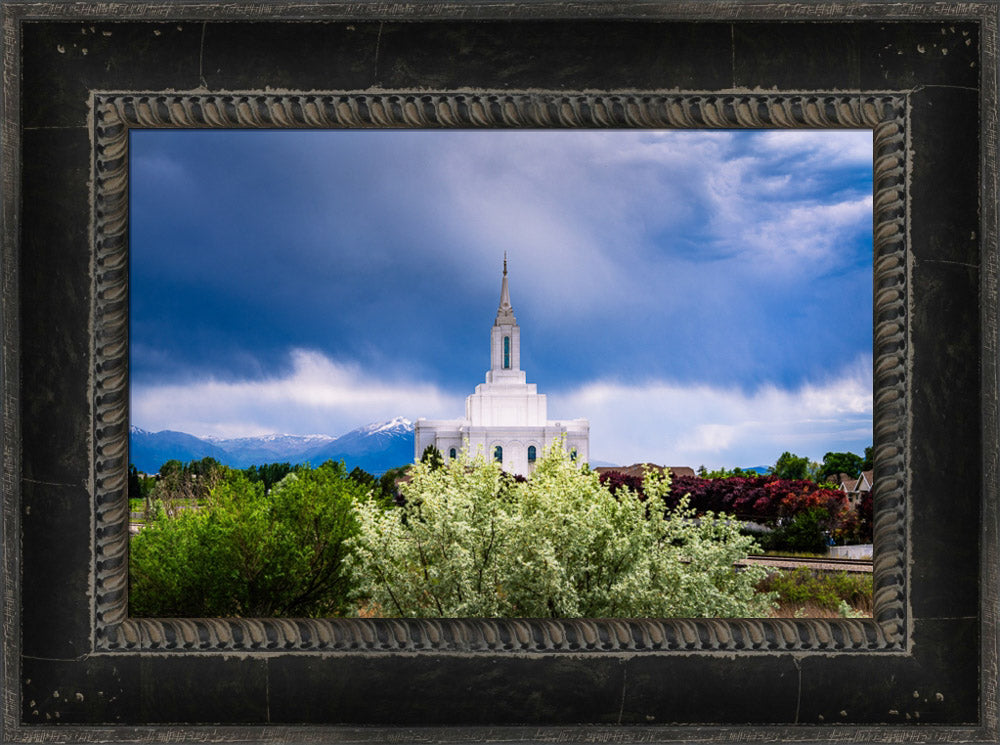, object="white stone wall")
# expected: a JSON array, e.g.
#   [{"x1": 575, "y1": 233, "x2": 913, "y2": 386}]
[{"x1": 465, "y1": 384, "x2": 547, "y2": 427}]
